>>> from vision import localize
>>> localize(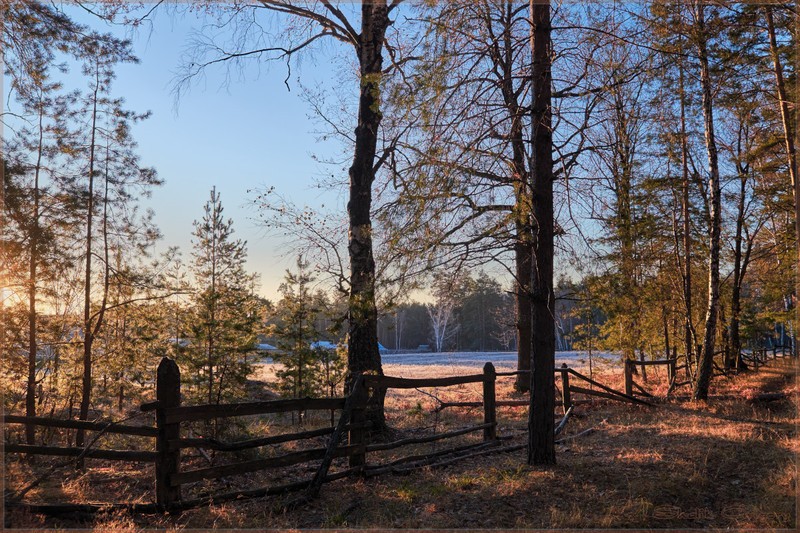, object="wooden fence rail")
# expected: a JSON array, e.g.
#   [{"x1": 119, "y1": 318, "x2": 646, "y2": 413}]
[
  {"x1": 2, "y1": 415, "x2": 158, "y2": 437},
  {"x1": 162, "y1": 397, "x2": 346, "y2": 424},
  {"x1": 4, "y1": 444, "x2": 157, "y2": 462},
  {"x1": 623, "y1": 358, "x2": 678, "y2": 397},
  {"x1": 169, "y1": 444, "x2": 364, "y2": 486}
]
